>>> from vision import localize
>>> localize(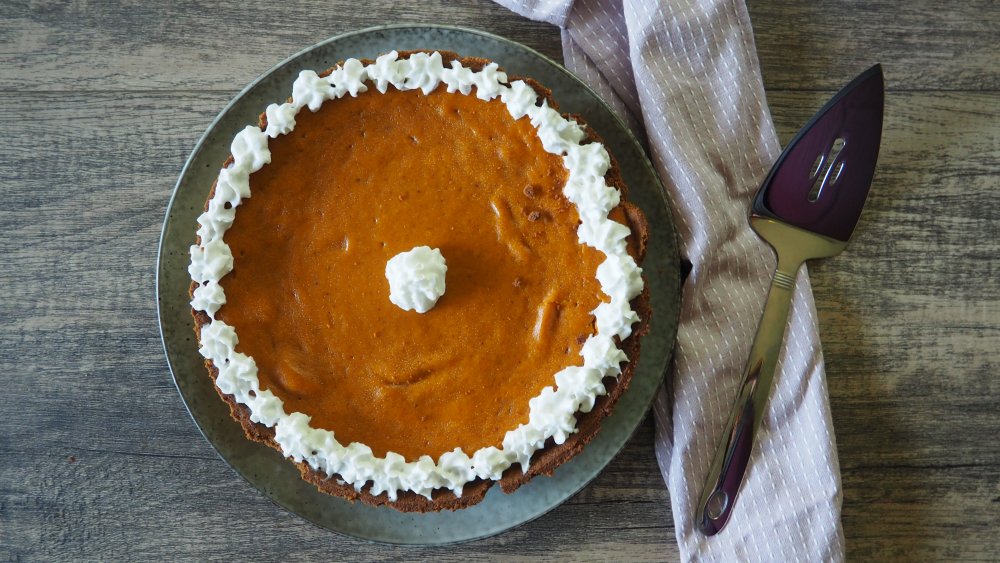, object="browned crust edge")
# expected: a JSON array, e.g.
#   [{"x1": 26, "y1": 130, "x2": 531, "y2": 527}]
[{"x1": 189, "y1": 50, "x2": 652, "y2": 512}]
